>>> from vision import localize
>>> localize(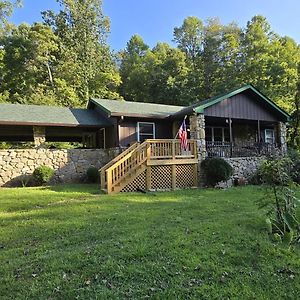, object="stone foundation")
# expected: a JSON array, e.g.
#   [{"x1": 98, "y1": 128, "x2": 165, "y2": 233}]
[{"x1": 0, "y1": 148, "x2": 120, "y2": 187}]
